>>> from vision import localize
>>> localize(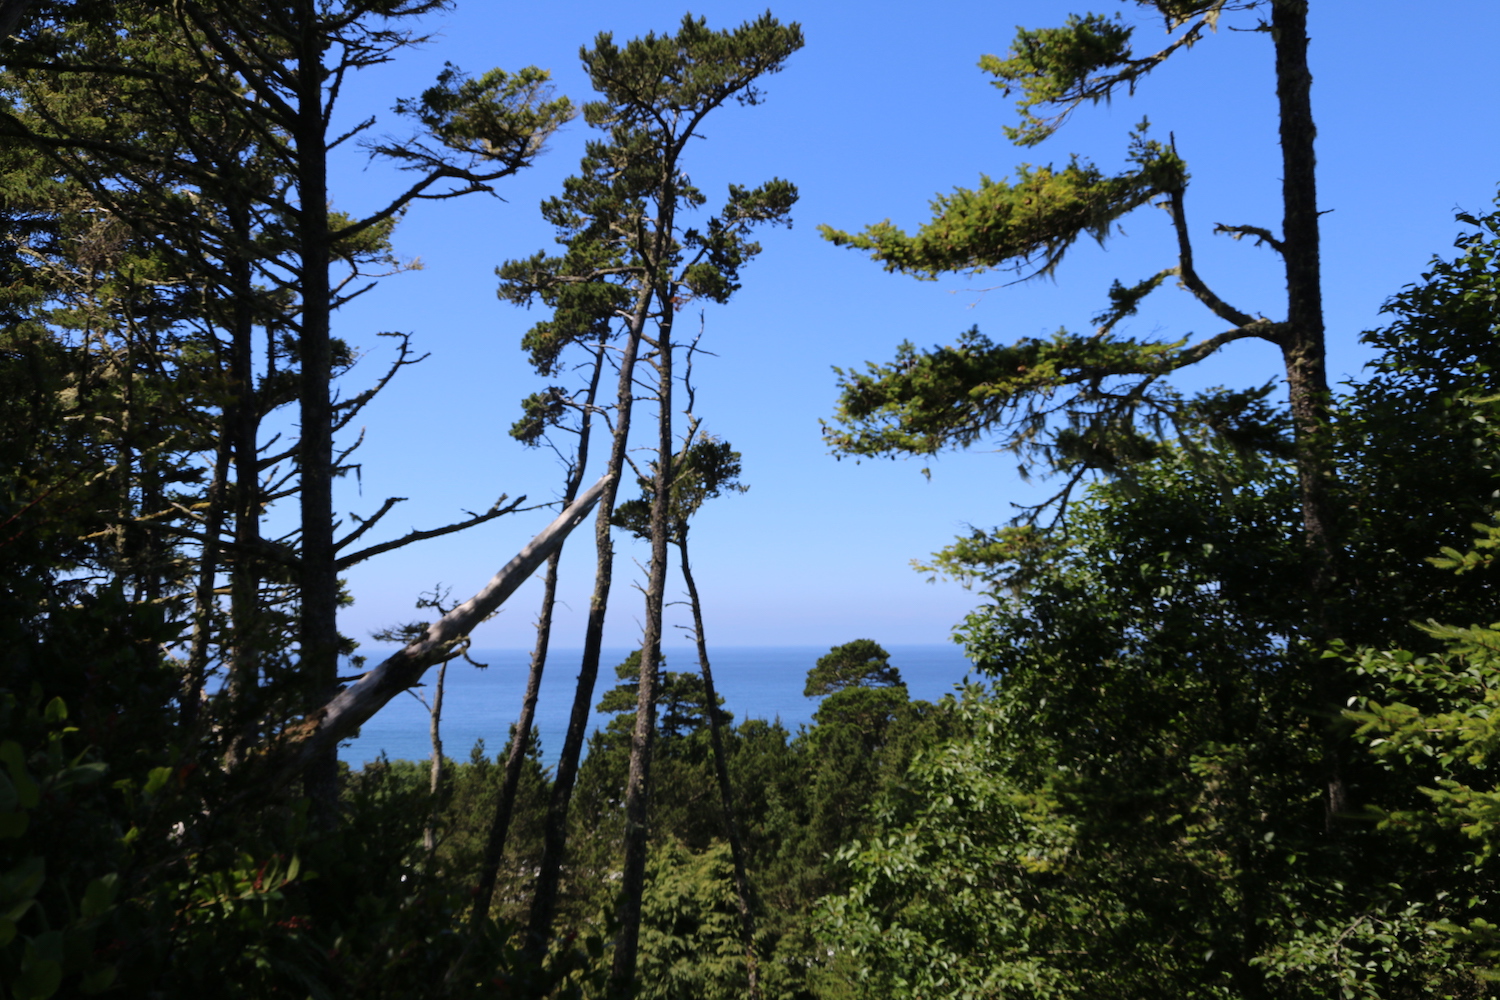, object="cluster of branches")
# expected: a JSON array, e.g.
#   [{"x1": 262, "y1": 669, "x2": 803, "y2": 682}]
[
  {"x1": 0, "y1": 5, "x2": 800, "y2": 998},
  {"x1": 0, "y1": 0, "x2": 582, "y2": 784}
]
